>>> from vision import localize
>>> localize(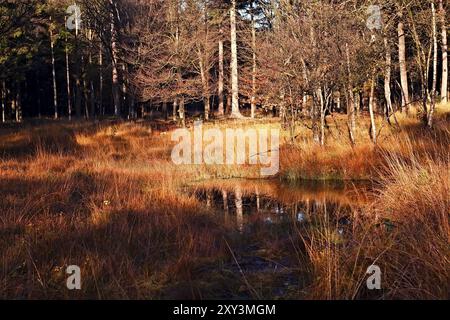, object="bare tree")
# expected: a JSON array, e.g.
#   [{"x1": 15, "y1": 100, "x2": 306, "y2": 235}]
[
  {"x1": 230, "y1": 0, "x2": 242, "y2": 118},
  {"x1": 398, "y1": 9, "x2": 410, "y2": 113},
  {"x1": 439, "y1": 0, "x2": 448, "y2": 103}
]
